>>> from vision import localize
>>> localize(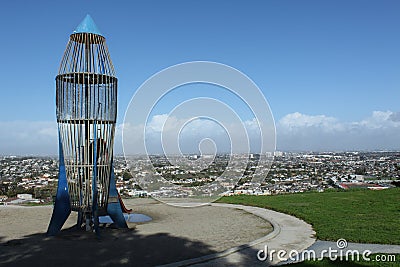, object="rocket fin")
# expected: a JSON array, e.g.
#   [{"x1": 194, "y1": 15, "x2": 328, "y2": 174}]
[
  {"x1": 47, "y1": 136, "x2": 71, "y2": 236},
  {"x1": 107, "y1": 165, "x2": 128, "y2": 228}
]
